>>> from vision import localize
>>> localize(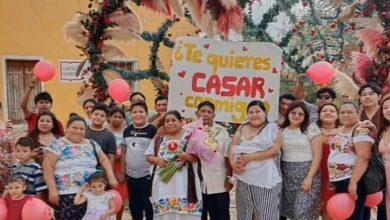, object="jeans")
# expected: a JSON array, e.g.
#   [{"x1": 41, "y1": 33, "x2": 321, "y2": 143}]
[
  {"x1": 332, "y1": 178, "x2": 370, "y2": 220},
  {"x1": 202, "y1": 192, "x2": 230, "y2": 220},
  {"x1": 127, "y1": 175, "x2": 153, "y2": 220}
]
